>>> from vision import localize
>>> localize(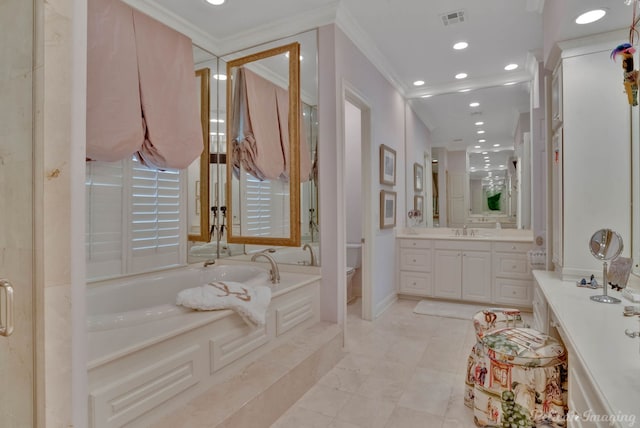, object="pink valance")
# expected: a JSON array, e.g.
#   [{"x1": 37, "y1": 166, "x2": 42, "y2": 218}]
[
  {"x1": 87, "y1": 0, "x2": 203, "y2": 169},
  {"x1": 230, "y1": 66, "x2": 311, "y2": 182}
]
